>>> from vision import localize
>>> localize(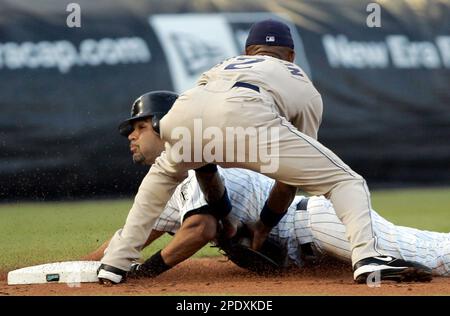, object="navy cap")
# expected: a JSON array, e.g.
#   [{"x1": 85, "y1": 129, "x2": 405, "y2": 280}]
[{"x1": 245, "y1": 19, "x2": 294, "y2": 49}]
